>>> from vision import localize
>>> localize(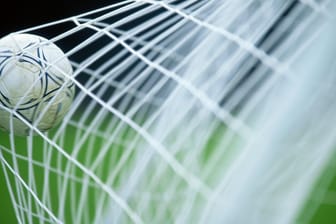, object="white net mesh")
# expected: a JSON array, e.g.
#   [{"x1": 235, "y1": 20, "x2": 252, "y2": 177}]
[{"x1": 1, "y1": 0, "x2": 336, "y2": 223}]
